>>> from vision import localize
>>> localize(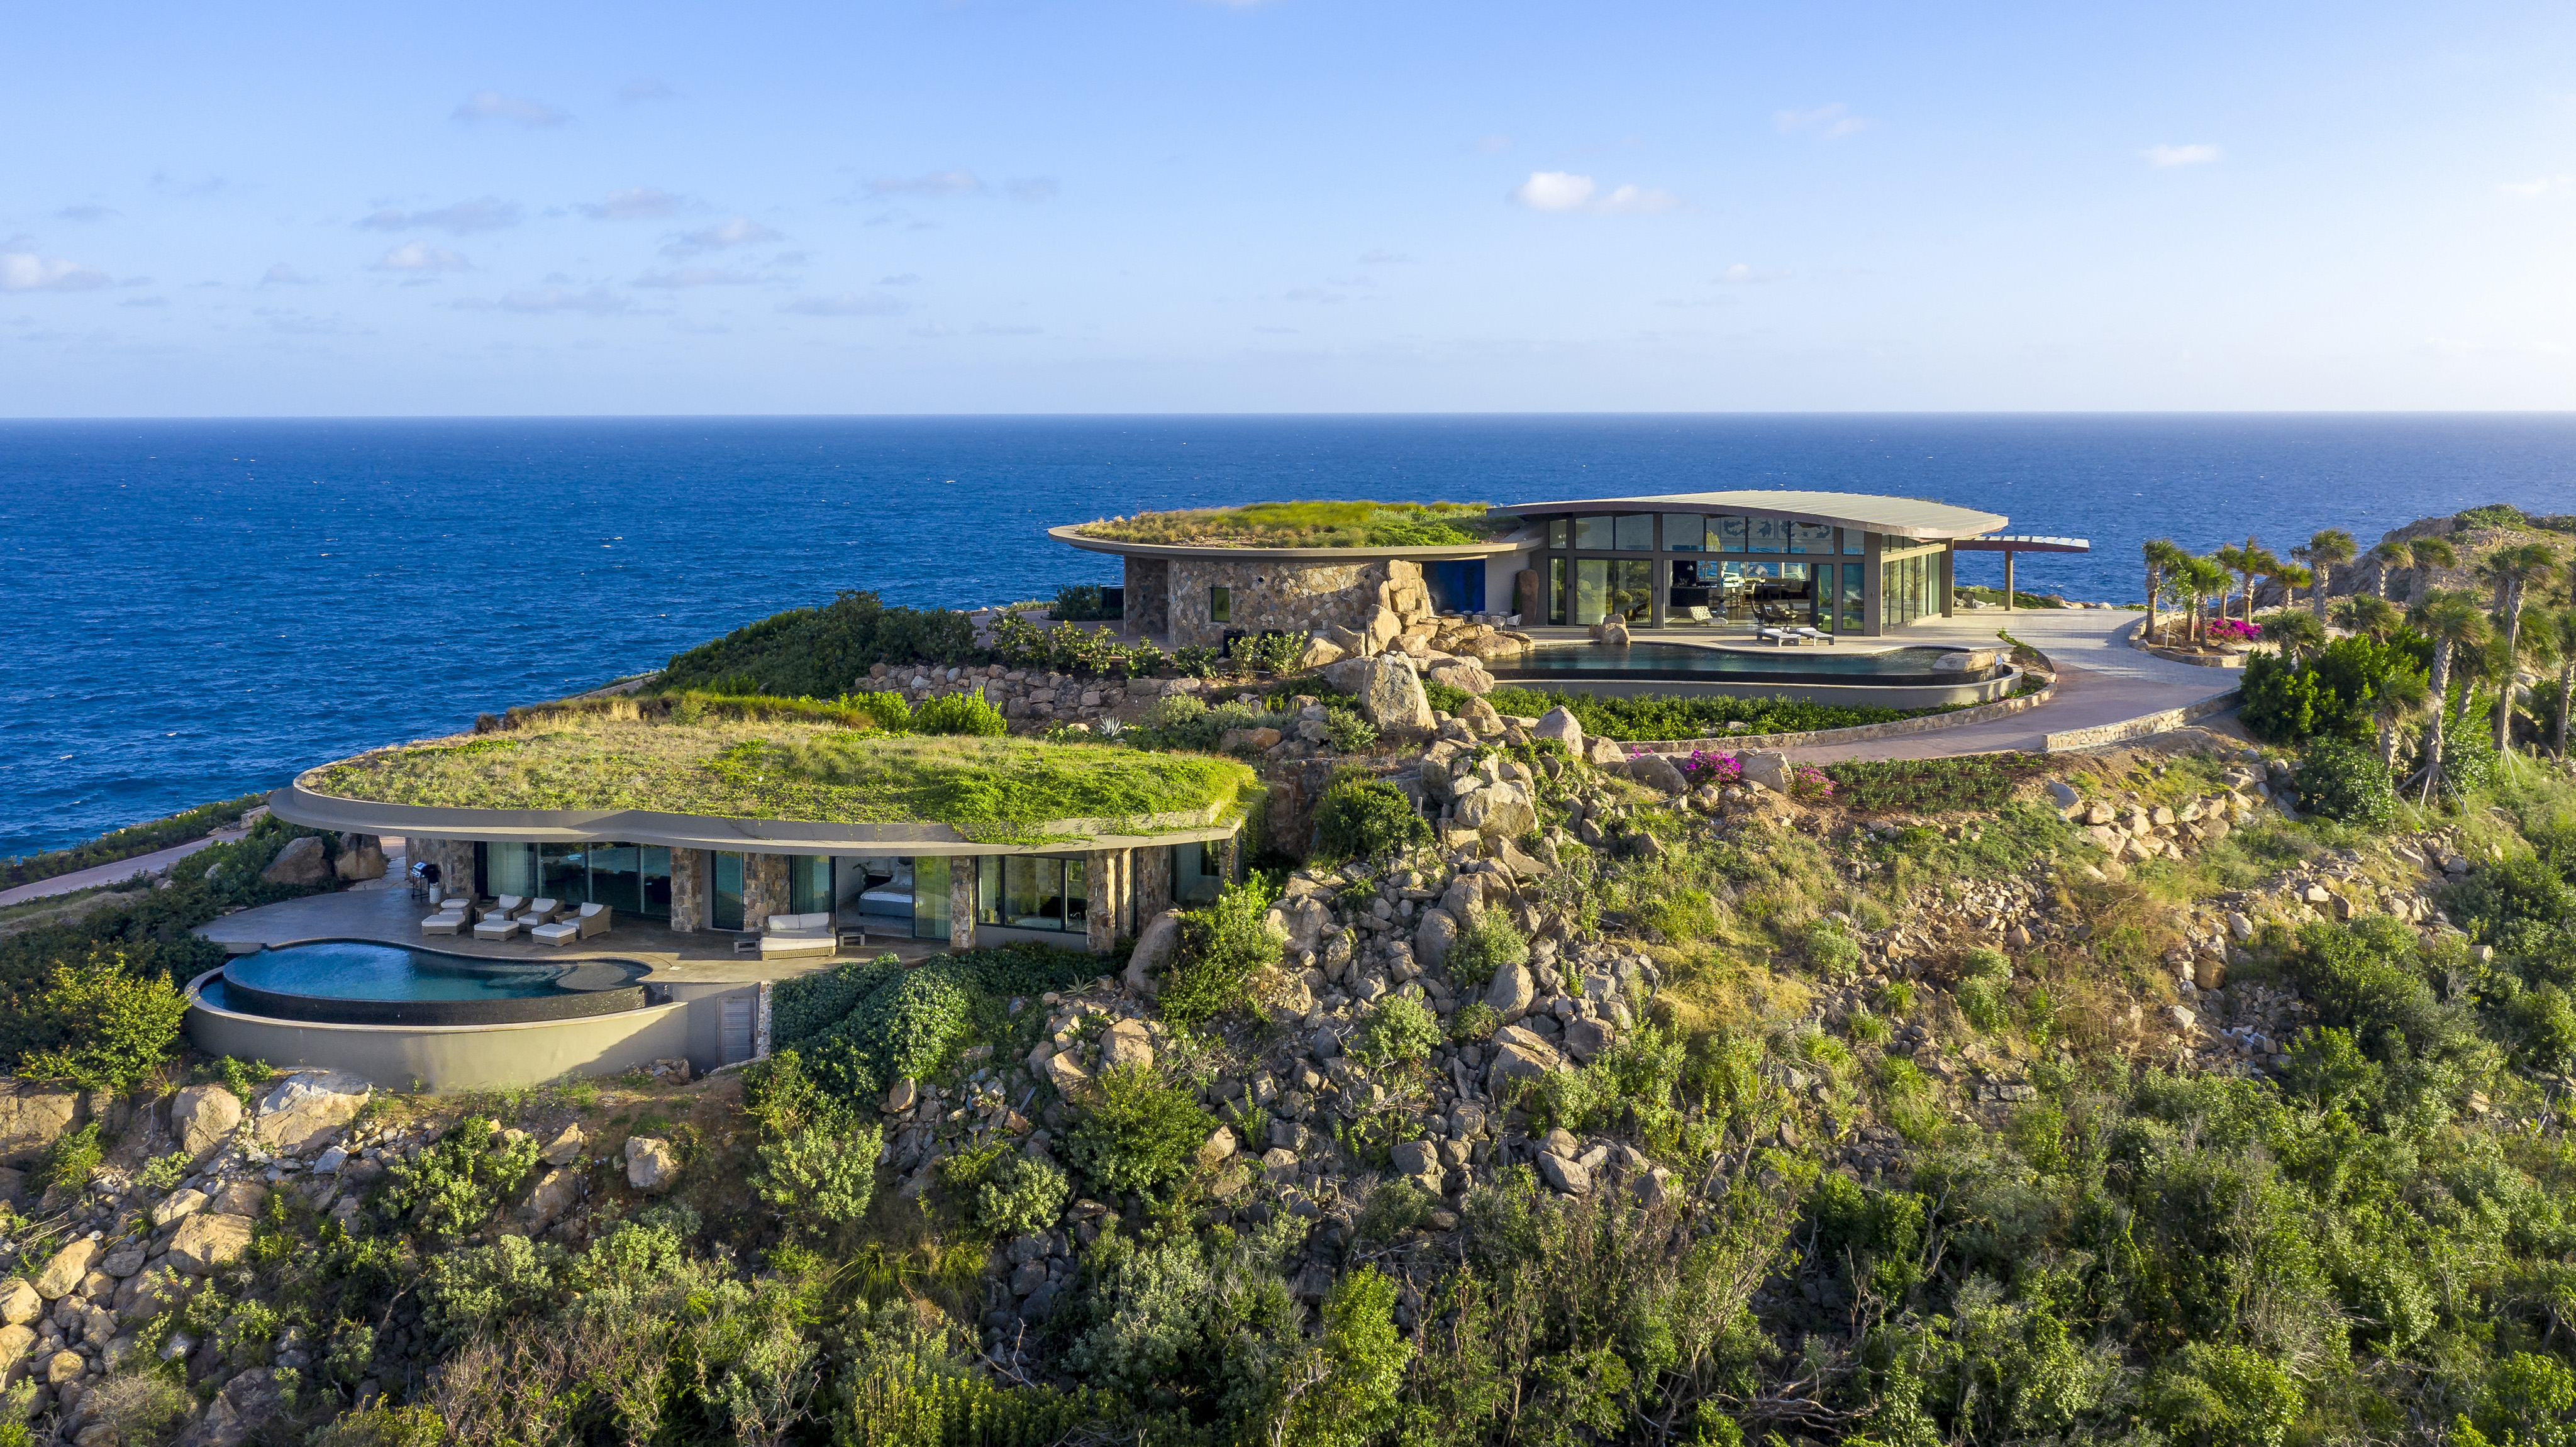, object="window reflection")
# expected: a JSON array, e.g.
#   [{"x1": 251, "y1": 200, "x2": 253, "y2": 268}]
[
  {"x1": 1574, "y1": 516, "x2": 1612, "y2": 550},
  {"x1": 1662, "y1": 514, "x2": 1705, "y2": 552},
  {"x1": 1613, "y1": 514, "x2": 1654, "y2": 551}
]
